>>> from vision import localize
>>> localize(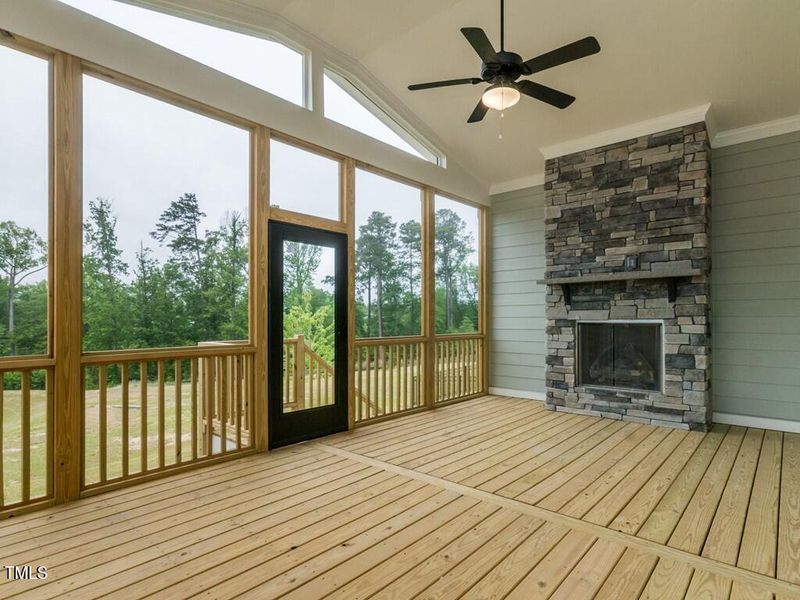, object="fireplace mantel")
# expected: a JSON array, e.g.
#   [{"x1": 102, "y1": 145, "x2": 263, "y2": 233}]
[{"x1": 537, "y1": 267, "x2": 703, "y2": 304}]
